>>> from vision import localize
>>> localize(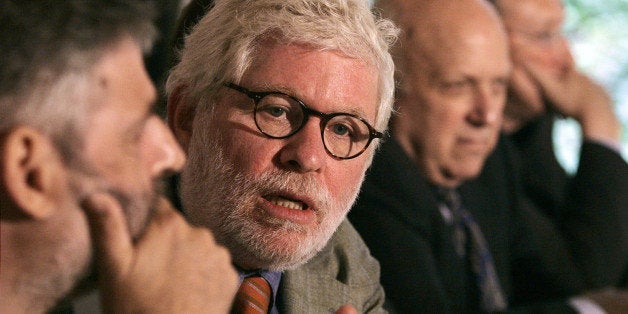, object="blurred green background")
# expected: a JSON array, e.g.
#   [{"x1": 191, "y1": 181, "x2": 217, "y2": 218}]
[{"x1": 556, "y1": 0, "x2": 628, "y2": 172}]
